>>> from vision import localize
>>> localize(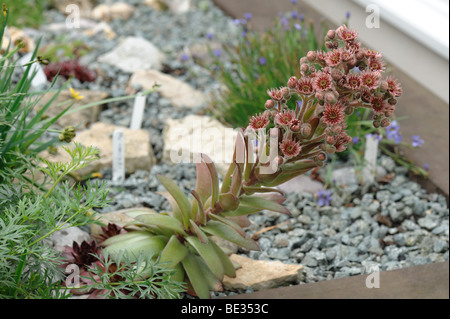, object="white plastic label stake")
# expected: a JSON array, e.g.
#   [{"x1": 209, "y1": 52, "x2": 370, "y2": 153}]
[
  {"x1": 362, "y1": 135, "x2": 379, "y2": 184},
  {"x1": 130, "y1": 93, "x2": 146, "y2": 130},
  {"x1": 18, "y1": 52, "x2": 48, "y2": 88},
  {"x1": 112, "y1": 129, "x2": 125, "y2": 182}
]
